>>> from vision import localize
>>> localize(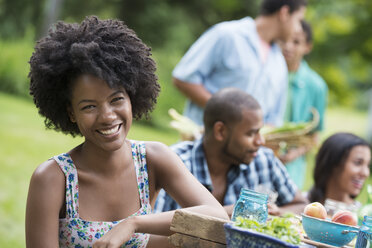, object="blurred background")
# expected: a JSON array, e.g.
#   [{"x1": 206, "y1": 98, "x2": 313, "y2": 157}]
[{"x1": 0, "y1": 0, "x2": 371, "y2": 246}]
